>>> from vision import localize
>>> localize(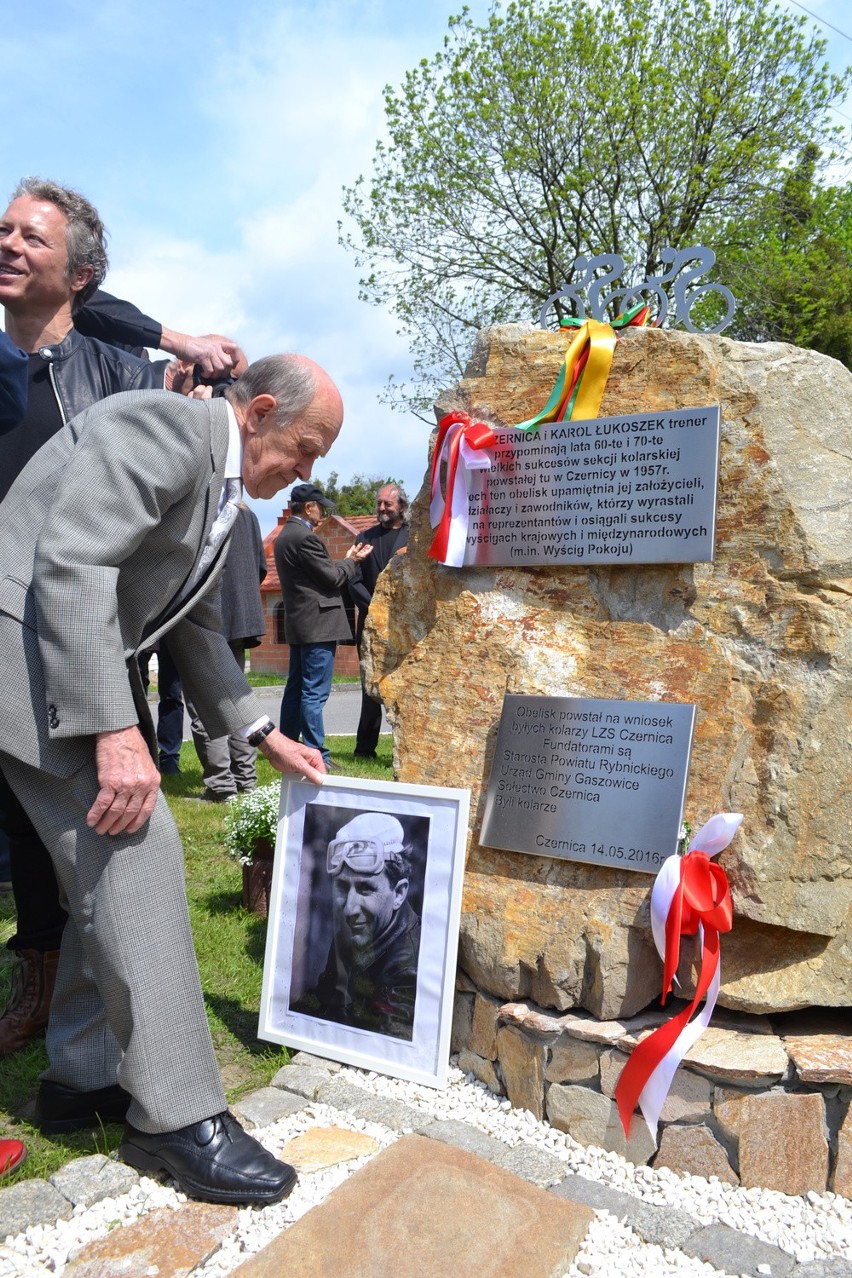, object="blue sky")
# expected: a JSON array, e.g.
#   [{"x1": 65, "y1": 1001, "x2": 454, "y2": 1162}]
[{"x1": 3, "y1": 0, "x2": 850, "y2": 532}]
